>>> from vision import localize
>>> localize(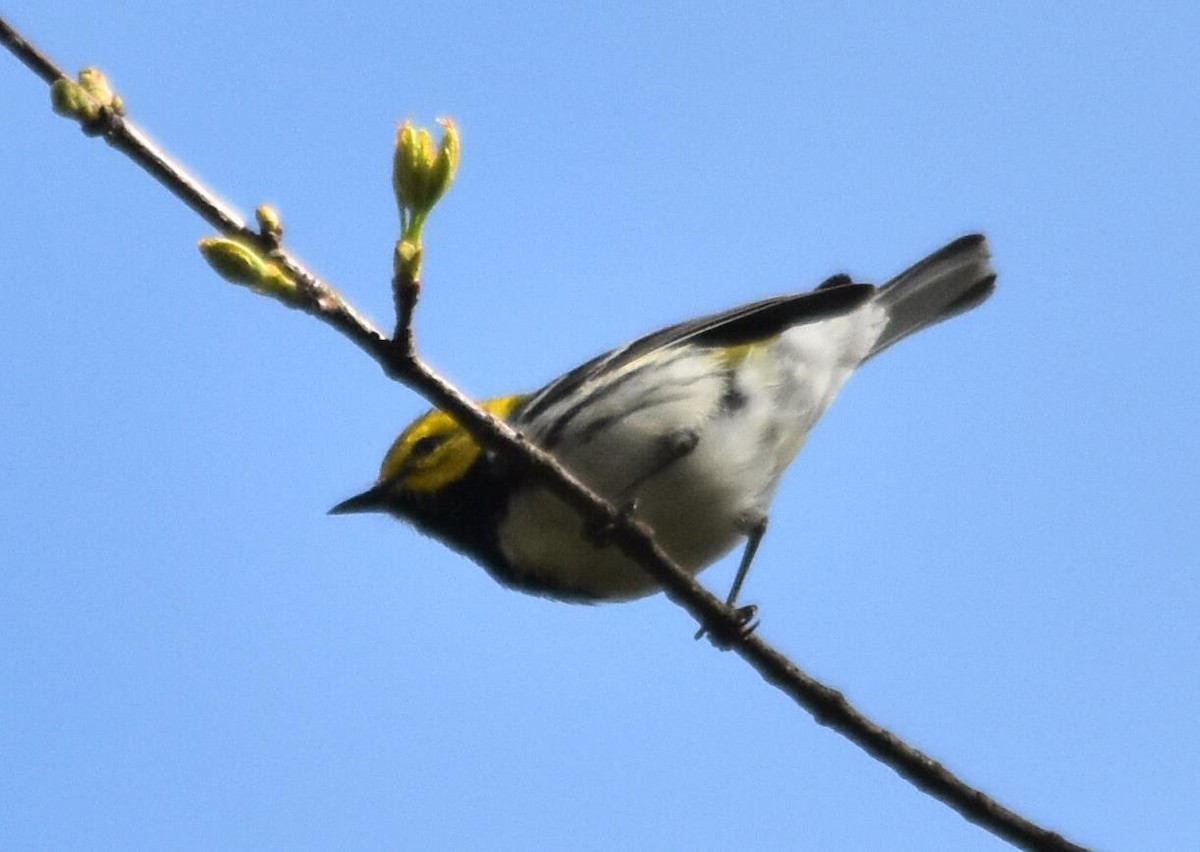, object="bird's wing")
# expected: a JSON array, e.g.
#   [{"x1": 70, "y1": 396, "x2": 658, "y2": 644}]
[{"x1": 516, "y1": 278, "x2": 874, "y2": 423}]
